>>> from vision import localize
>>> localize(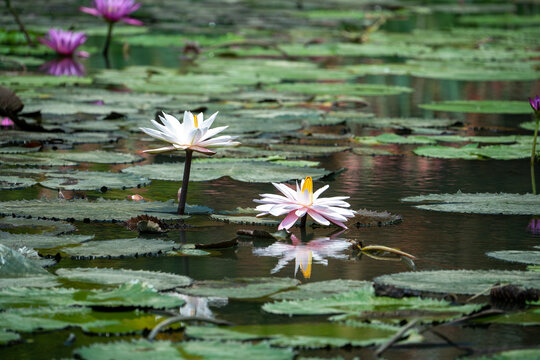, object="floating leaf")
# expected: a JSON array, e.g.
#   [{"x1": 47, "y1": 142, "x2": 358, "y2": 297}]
[
  {"x1": 23, "y1": 101, "x2": 136, "y2": 115},
  {"x1": 461, "y1": 349, "x2": 540, "y2": 360},
  {"x1": 346, "y1": 116, "x2": 459, "y2": 129},
  {"x1": 0, "y1": 244, "x2": 50, "y2": 278},
  {"x1": 0, "y1": 146, "x2": 41, "y2": 154},
  {"x1": 0, "y1": 130, "x2": 123, "y2": 145},
  {"x1": 122, "y1": 161, "x2": 333, "y2": 183},
  {"x1": 0, "y1": 175, "x2": 37, "y2": 189},
  {"x1": 0, "y1": 282, "x2": 184, "y2": 309},
  {"x1": 0, "y1": 199, "x2": 209, "y2": 222},
  {"x1": 266, "y1": 82, "x2": 413, "y2": 96},
  {"x1": 419, "y1": 100, "x2": 531, "y2": 114},
  {"x1": 267, "y1": 144, "x2": 350, "y2": 156},
  {"x1": 56, "y1": 267, "x2": 192, "y2": 290},
  {"x1": 27, "y1": 150, "x2": 143, "y2": 164},
  {"x1": 0, "y1": 218, "x2": 75, "y2": 236},
  {"x1": 62, "y1": 238, "x2": 179, "y2": 259},
  {"x1": 0, "y1": 330, "x2": 20, "y2": 345},
  {"x1": 210, "y1": 214, "x2": 280, "y2": 226},
  {"x1": 263, "y1": 286, "x2": 480, "y2": 316},
  {"x1": 0, "y1": 75, "x2": 92, "y2": 88},
  {"x1": 375, "y1": 133, "x2": 436, "y2": 145},
  {"x1": 0, "y1": 231, "x2": 93, "y2": 249},
  {"x1": 414, "y1": 143, "x2": 537, "y2": 160},
  {"x1": 352, "y1": 148, "x2": 396, "y2": 156},
  {"x1": 473, "y1": 307, "x2": 540, "y2": 326},
  {"x1": 0, "y1": 154, "x2": 77, "y2": 166},
  {"x1": 186, "y1": 322, "x2": 409, "y2": 349},
  {"x1": 270, "y1": 279, "x2": 372, "y2": 300},
  {"x1": 39, "y1": 171, "x2": 150, "y2": 191},
  {"x1": 176, "y1": 277, "x2": 299, "y2": 299},
  {"x1": 374, "y1": 270, "x2": 540, "y2": 295},
  {"x1": 75, "y1": 340, "x2": 295, "y2": 360},
  {"x1": 401, "y1": 192, "x2": 540, "y2": 215},
  {"x1": 486, "y1": 251, "x2": 540, "y2": 265}
]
